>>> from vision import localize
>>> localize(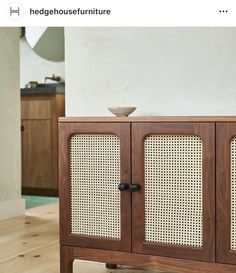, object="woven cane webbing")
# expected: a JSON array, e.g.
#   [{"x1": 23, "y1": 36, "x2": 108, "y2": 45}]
[
  {"x1": 231, "y1": 138, "x2": 236, "y2": 250},
  {"x1": 70, "y1": 134, "x2": 121, "y2": 239},
  {"x1": 144, "y1": 135, "x2": 203, "y2": 247}
]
